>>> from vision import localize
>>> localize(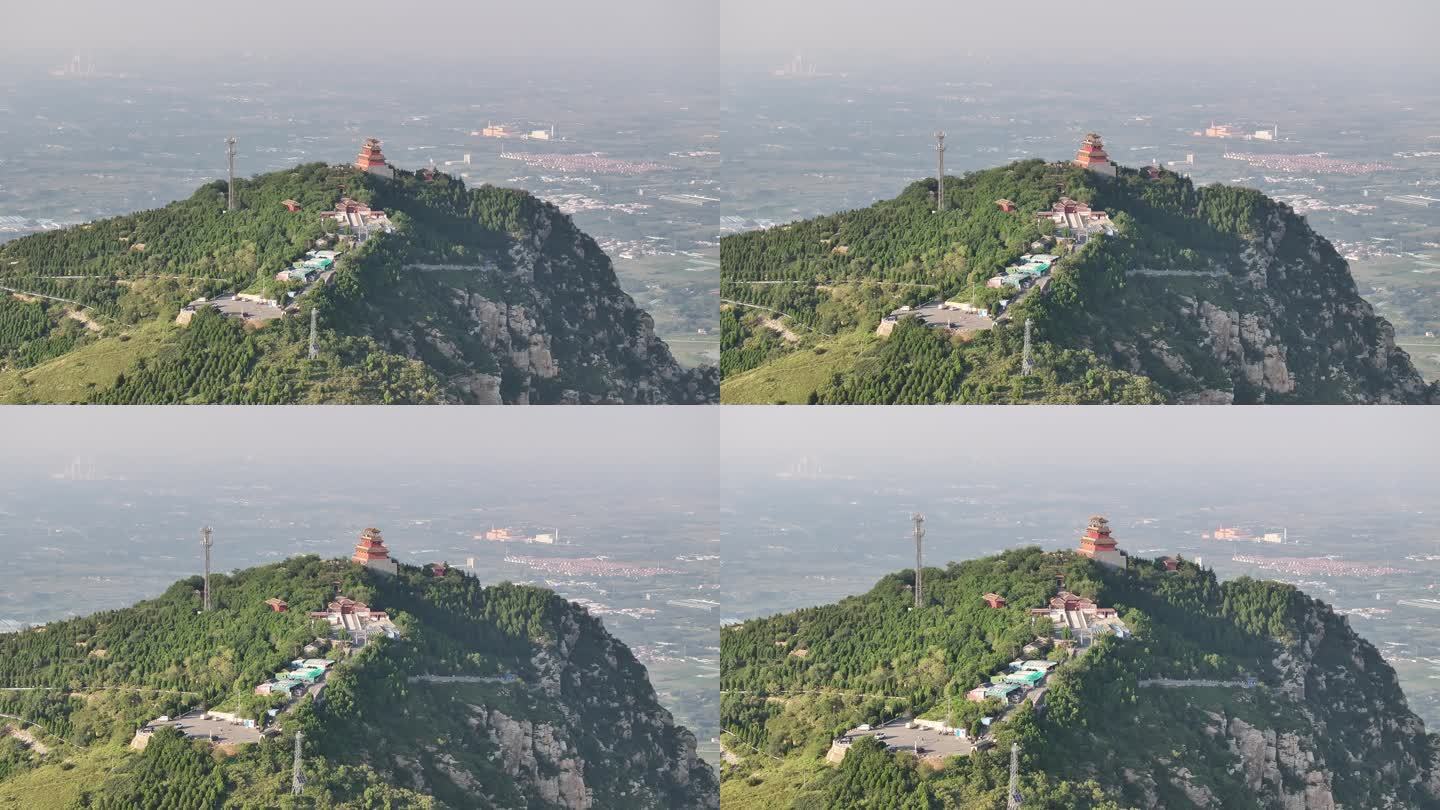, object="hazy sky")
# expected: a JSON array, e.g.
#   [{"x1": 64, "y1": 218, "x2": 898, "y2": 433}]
[
  {"x1": 6, "y1": 0, "x2": 1431, "y2": 73},
  {"x1": 0, "y1": 407, "x2": 718, "y2": 473},
  {"x1": 0, "y1": 0, "x2": 718, "y2": 70},
  {"x1": 720, "y1": 407, "x2": 1440, "y2": 480},
  {"x1": 721, "y1": 0, "x2": 1438, "y2": 69}
]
